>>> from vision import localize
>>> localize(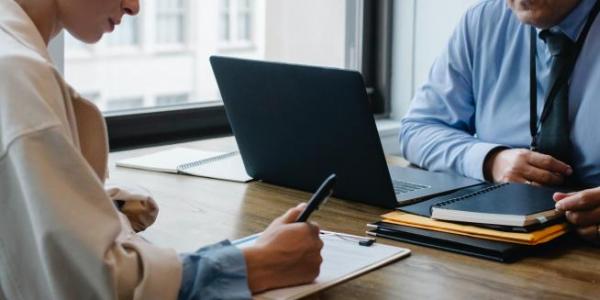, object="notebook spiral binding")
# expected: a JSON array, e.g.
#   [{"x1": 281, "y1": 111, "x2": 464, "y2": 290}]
[
  {"x1": 432, "y1": 183, "x2": 510, "y2": 208},
  {"x1": 176, "y1": 151, "x2": 240, "y2": 171}
]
